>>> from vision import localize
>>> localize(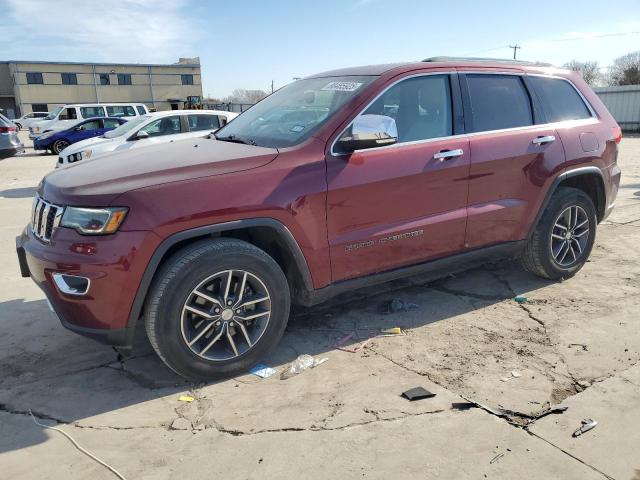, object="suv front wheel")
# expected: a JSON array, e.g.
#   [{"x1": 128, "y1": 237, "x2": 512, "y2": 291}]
[
  {"x1": 145, "y1": 238, "x2": 290, "y2": 380},
  {"x1": 521, "y1": 187, "x2": 597, "y2": 280}
]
